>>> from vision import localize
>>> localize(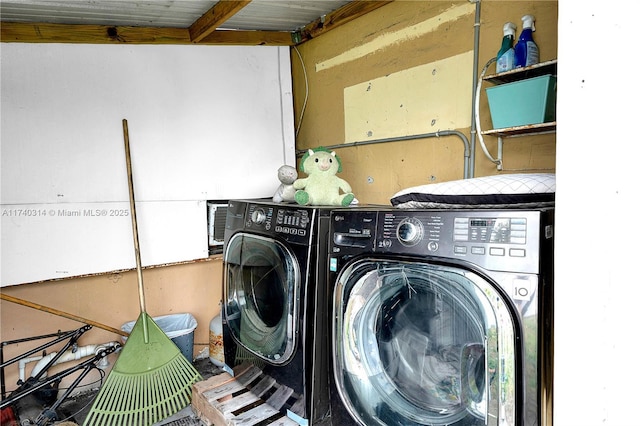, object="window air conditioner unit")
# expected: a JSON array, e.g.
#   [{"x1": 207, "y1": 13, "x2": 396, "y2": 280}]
[{"x1": 207, "y1": 202, "x2": 228, "y2": 255}]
